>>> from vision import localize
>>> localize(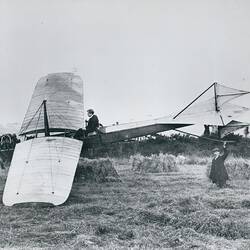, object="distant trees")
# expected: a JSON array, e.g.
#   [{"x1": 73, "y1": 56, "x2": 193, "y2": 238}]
[{"x1": 83, "y1": 133, "x2": 250, "y2": 158}]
